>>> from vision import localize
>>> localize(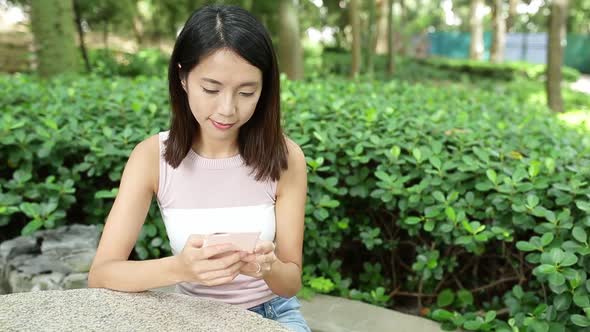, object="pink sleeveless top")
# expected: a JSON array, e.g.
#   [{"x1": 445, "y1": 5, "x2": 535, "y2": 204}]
[{"x1": 156, "y1": 130, "x2": 278, "y2": 309}]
